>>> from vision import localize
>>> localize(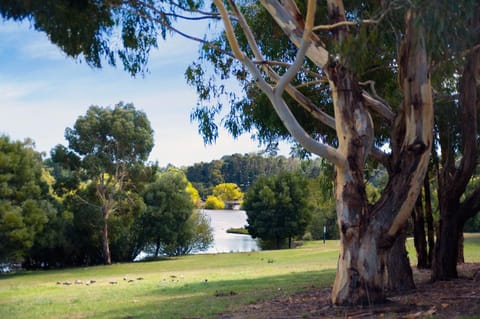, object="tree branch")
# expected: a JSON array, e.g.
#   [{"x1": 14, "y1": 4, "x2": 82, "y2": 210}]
[
  {"x1": 216, "y1": 0, "x2": 346, "y2": 167},
  {"x1": 261, "y1": 0, "x2": 329, "y2": 68},
  {"x1": 361, "y1": 91, "x2": 395, "y2": 124},
  {"x1": 460, "y1": 184, "x2": 480, "y2": 223},
  {"x1": 312, "y1": 9, "x2": 389, "y2": 31}
]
